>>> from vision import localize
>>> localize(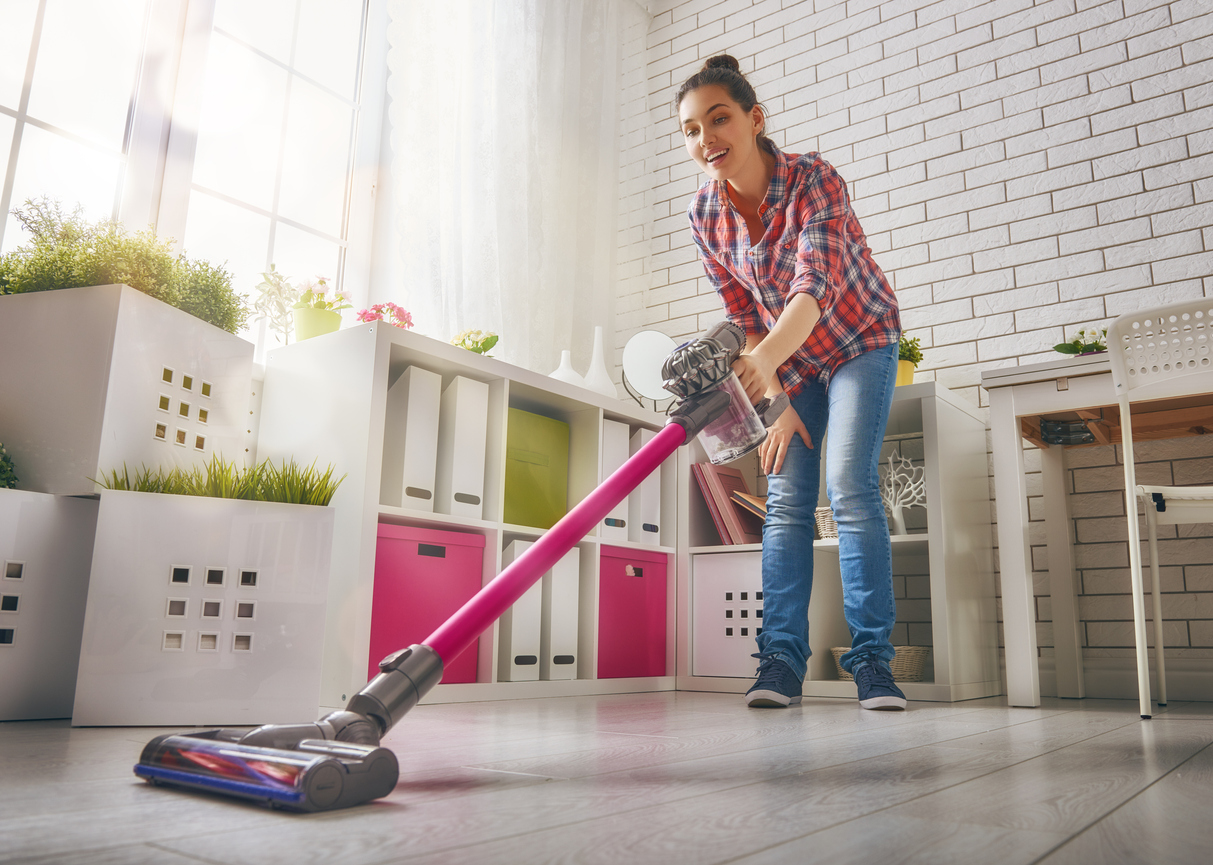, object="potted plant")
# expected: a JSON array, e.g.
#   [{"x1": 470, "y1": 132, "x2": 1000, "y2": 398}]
[
  {"x1": 451, "y1": 328, "x2": 499, "y2": 356},
  {"x1": 0, "y1": 200, "x2": 256, "y2": 496},
  {"x1": 1054, "y1": 327, "x2": 1107, "y2": 356},
  {"x1": 896, "y1": 335, "x2": 923, "y2": 386},
  {"x1": 72, "y1": 455, "x2": 343, "y2": 726},
  {"x1": 292, "y1": 276, "x2": 350, "y2": 341},
  {"x1": 0, "y1": 198, "x2": 248, "y2": 332},
  {"x1": 252, "y1": 264, "x2": 301, "y2": 344},
  {"x1": 0, "y1": 442, "x2": 15, "y2": 489}
]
